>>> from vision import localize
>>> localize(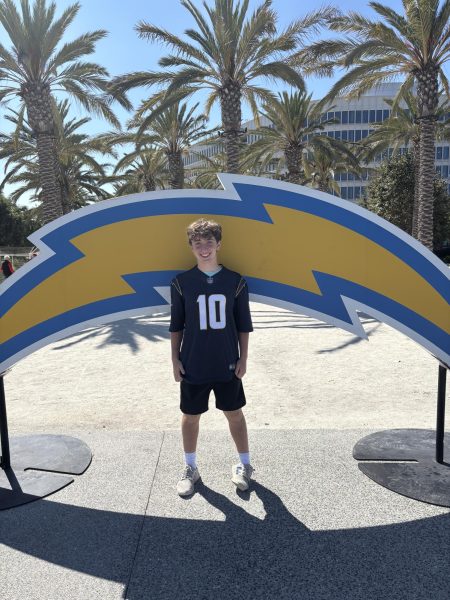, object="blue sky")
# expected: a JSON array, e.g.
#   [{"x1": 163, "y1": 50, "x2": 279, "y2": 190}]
[
  {"x1": 0, "y1": 0, "x2": 418, "y2": 204},
  {"x1": 8, "y1": 0, "x2": 406, "y2": 131}
]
